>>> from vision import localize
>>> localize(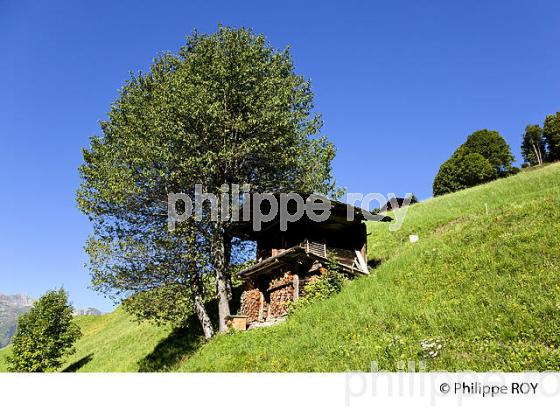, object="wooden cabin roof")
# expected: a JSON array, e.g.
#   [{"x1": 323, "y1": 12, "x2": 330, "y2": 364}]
[
  {"x1": 236, "y1": 243, "x2": 368, "y2": 279},
  {"x1": 379, "y1": 196, "x2": 418, "y2": 212},
  {"x1": 227, "y1": 192, "x2": 390, "y2": 241}
]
